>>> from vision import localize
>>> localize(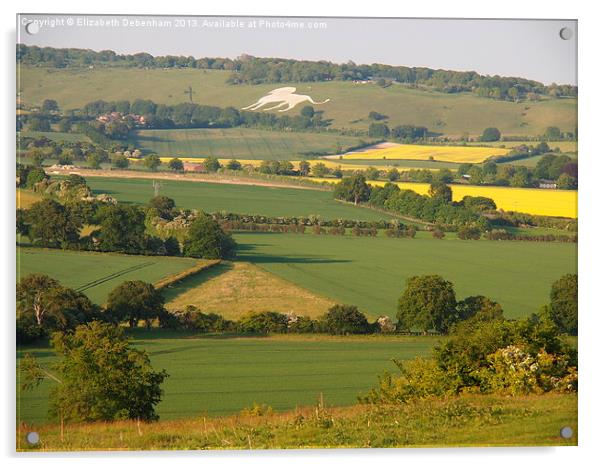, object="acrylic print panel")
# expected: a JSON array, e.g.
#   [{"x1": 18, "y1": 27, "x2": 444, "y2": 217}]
[{"x1": 16, "y1": 15, "x2": 577, "y2": 451}]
